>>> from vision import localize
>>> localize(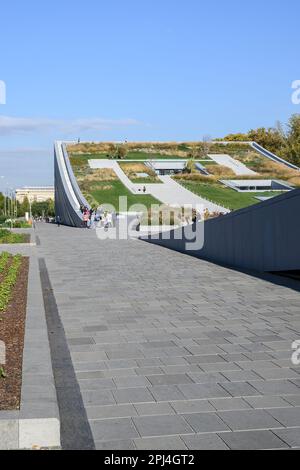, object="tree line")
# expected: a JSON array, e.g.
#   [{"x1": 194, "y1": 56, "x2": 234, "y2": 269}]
[
  {"x1": 220, "y1": 114, "x2": 300, "y2": 166},
  {"x1": 0, "y1": 195, "x2": 55, "y2": 221}
]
